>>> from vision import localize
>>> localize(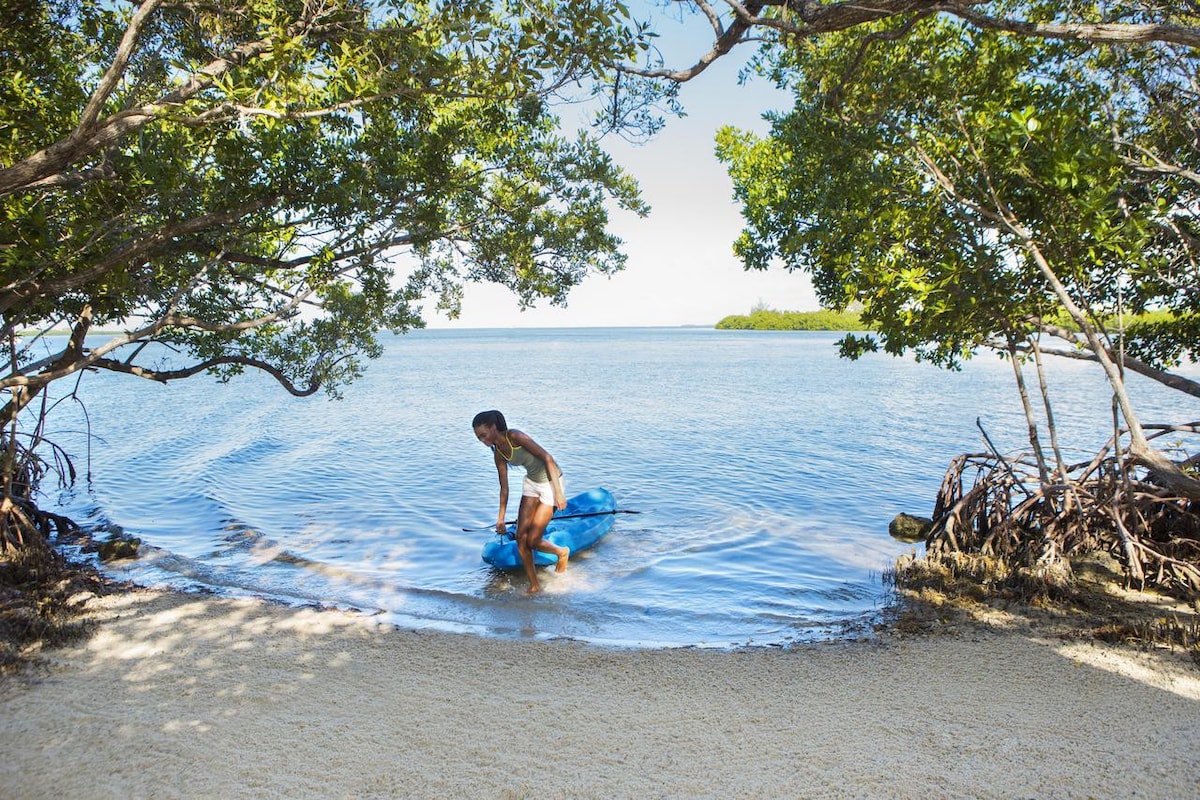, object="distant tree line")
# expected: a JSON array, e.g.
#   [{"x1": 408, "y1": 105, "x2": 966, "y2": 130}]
[{"x1": 714, "y1": 307, "x2": 867, "y2": 331}]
